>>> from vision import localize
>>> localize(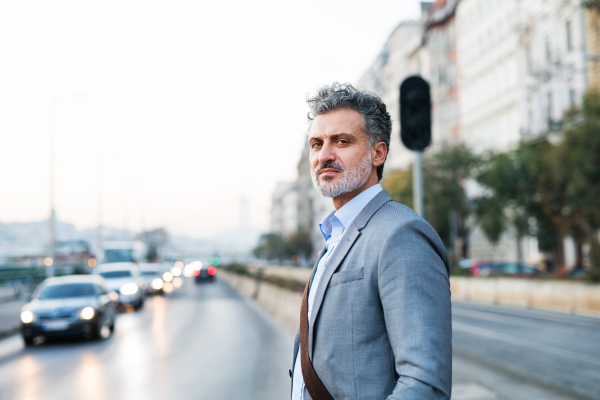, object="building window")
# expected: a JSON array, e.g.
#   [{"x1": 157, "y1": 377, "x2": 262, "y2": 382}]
[
  {"x1": 545, "y1": 36, "x2": 551, "y2": 62},
  {"x1": 569, "y1": 89, "x2": 576, "y2": 106},
  {"x1": 566, "y1": 20, "x2": 573, "y2": 51}
]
